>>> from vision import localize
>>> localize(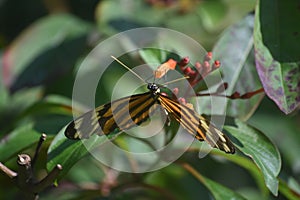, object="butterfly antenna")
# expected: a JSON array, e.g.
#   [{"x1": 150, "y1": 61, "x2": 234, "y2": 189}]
[
  {"x1": 153, "y1": 70, "x2": 157, "y2": 83},
  {"x1": 163, "y1": 76, "x2": 190, "y2": 85},
  {"x1": 111, "y1": 55, "x2": 146, "y2": 84}
]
